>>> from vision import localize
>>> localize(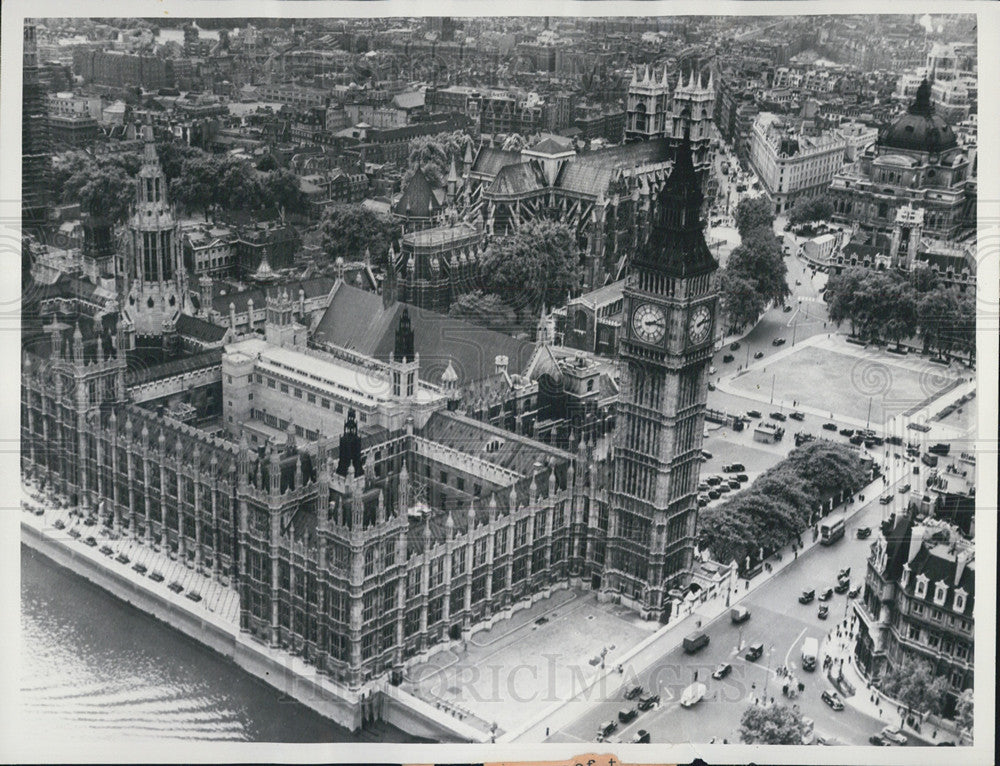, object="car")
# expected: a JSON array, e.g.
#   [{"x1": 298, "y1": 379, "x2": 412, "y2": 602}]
[
  {"x1": 818, "y1": 588, "x2": 833, "y2": 601},
  {"x1": 698, "y1": 481, "x2": 709, "y2": 491},
  {"x1": 84, "y1": 536, "x2": 98, "y2": 547},
  {"x1": 789, "y1": 411, "x2": 805, "y2": 421},
  {"x1": 712, "y1": 662, "x2": 733, "y2": 680},
  {"x1": 723, "y1": 354, "x2": 735, "y2": 363},
  {"x1": 770, "y1": 412, "x2": 787, "y2": 421},
  {"x1": 53, "y1": 519, "x2": 66, "y2": 530},
  {"x1": 834, "y1": 580, "x2": 850, "y2": 594},
  {"x1": 745, "y1": 642, "x2": 764, "y2": 661},
  {"x1": 782, "y1": 305, "x2": 793, "y2": 313},
  {"x1": 736, "y1": 473, "x2": 749, "y2": 483},
  {"x1": 718, "y1": 485, "x2": 731, "y2": 494},
  {"x1": 870, "y1": 436, "x2": 885, "y2": 446},
  {"x1": 815, "y1": 735, "x2": 845, "y2": 746},
  {"x1": 723, "y1": 462, "x2": 746, "y2": 473},
  {"x1": 702, "y1": 450, "x2": 713, "y2": 460},
  {"x1": 869, "y1": 735, "x2": 887, "y2": 746},
  {"x1": 680, "y1": 682, "x2": 707, "y2": 707},
  {"x1": 848, "y1": 585, "x2": 862, "y2": 598},
  {"x1": 132, "y1": 562, "x2": 147, "y2": 574},
  {"x1": 851, "y1": 435, "x2": 865, "y2": 445},
  {"x1": 818, "y1": 605, "x2": 829, "y2": 619},
  {"x1": 772, "y1": 337, "x2": 786, "y2": 346},
  {"x1": 754, "y1": 351, "x2": 765, "y2": 359},
  {"x1": 637, "y1": 693, "x2": 660, "y2": 711},
  {"x1": 708, "y1": 489, "x2": 721, "y2": 500},
  {"x1": 881, "y1": 726, "x2": 908, "y2": 746},
  {"x1": 618, "y1": 707, "x2": 638, "y2": 724},
  {"x1": 822, "y1": 422, "x2": 838, "y2": 431},
  {"x1": 879, "y1": 495, "x2": 893, "y2": 505},
  {"x1": 83, "y1": 517, "x2": 96, "y2": 526},
  {"x1": 839, "y1": 428, "x2": 855, "y2": 437},
  {"x1": 730, "y1": 342, "x2": 741, "y2": 351},
  {"x1": 794, "y1": 432, "x2": 815, "y2": 446},
  {"x1": 149, "y1": 571, "x2": 165, "y2": 583},
  {"x1": 837, "y1": 567, "x2": 851, "y2": 580},
  {"x1": 728, "y1": 479, "x2": 741, "y2": 490},
  {"x1": 795, "y1": 279, "x2": 802, "y2": 286},
  {"x1": 899, "y1": 483, "x2": 911, "y2": 494},
  {"x1": 706, "y1": 475, "x2": 722, "y2": 486},
  {"x1": 928, "y1": 443, "x2": 951, "y2": 456},
  {"x1": 698, "y1": 496, "x2": 709, "y2": 507},
  {"x1": 597, "y1": 720, "x2": 618, "y2": 739},
  {"x1": 887, "y1": 435, "x2": 904, "y2": 446},
  {"x1": 707, "y1": 381, "x2": 716, "y2": 391},
  {"x1": 799, "y1": 589, "x2": 815, "y2": 604},
  {"x1": 857, "y1": 527, "x2": 872, "y2": 538},
  {"x1": 632, "y1": 729, "x2": 651, "y2": 744},
  {"x1": 936, "y1": 741, "x2": 956, "y2": 747},
  {"x1": 68, "y1": 527, "x2": 81, "y2": 539},
  {"x1": 624, "y1": 685, "x2": 644, "y2": 700},
  {"x1": 821, "y1": 691, "x2": 845, "y2": 711},
  {"x1": 99, "y1": 545, "x2": 113, "y2": 556},
  {"x1": 746, "y1": 410, "x2": 762, "y2": 419}
]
